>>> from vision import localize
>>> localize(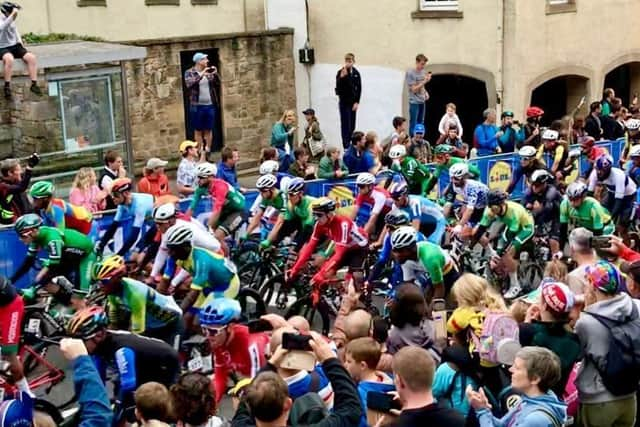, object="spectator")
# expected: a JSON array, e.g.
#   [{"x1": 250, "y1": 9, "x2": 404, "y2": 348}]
[
  {"x1": 138, "y1": 158, "x2": 171, "y2": 198},
  {"x1": 366, "y1": 131, "x2": 384, "y2": 168},
  {"x1": 432, "y1": 345, "x2": 478, "y2": 418},
  {"x1": 566, "y1": 227, "x2": 597, "y2": 295},
  {"x1": 231, "y1": 332, "x2": 362, "y2": 427},
  {"x1": 440, "y1": 125, "x2": 467, "y2": 158},
  {"x1": 601, "y1": 88, "x2": 615, "y2": 116},
  {"x1": 621, "y1": 260, "x2": 640, "y2": 298},
  {"x1": 584, "y1": 101, "x2": 603, "y2": 140},
  {"x1": 134, "y1": 382, "x2": 172, "y2": 426},
  {"x1": 288, "y1": 147, "x2": 316, "y2": 180},
  {"x1": 388, "y1": 346, "x2": 465, "y2": 427},
  {"x1": 217, "y1": 146, "x2": 247, "y2": 193},
  {"x1": 389, "y1": 116, "x2": 408, "y2": 147},
  {"x1": 406, "y1": 54, "x2": 431, "y2": 136},
  {"x1": 184, "y1": 52, "x2": 220, "y2": 158},
  {"x1": 177, "y1": 140, "x2": 200, "y2": 197},
  {"x1": 572, "y1": 117, "x2": 586, "y2": 142},
  {"x1": 317, "y1": 146, "x2": 348, "y2": 179},
  {"x1": 467, "y1": 346, "x2": 567, "y2": 427},
  {"x1": 0, "y1": 3, "x2": 41, "y2": 99},
  {"x1": 344, "y1": 131, "x2": 376, "y2": 174},
  {"x1": 99, "y1": 150, "x2": 127, "y2": 210},
  {"x1": 301, "y1": 108, "x2": 326, "y2": 162},
  {"x1": 438, "y1": 103, "x2": 463, "y2": 139},
  {"x1": 69, "y1": 167, "x2": 107, "y2": 213},
  {"x1": 0, "y1": 155, "x2": 36, "y2": 225},
  {"x1": 522, "y1": 106, "x2": 544, "y2": 148},
  {"x1": 271, "y1": 109, "x2": 296, "y2": 172},
  {"x1": 409, "y1": 124, "x2": 430, "y2": 164},
  {"x1": 497, "y1": 110, "x2": 523, "y2": 153},
  {"x1": 602, "y1": 99, "x2": 625, "y2": 140},
  {"x1": 473, "y1": 108, "x2": 502, "y2": 157},
  {"x1": 335, "y1": 53, "x2": 362, "y2": 149},
  {"x1": 260, "y1": 147, "x2": 278, "y2": 164},
  {"x1": 576, "y1": 260, "x2": 639, "y2": 427},
  {"x1": 170, "y1": 372, "x2": 227, "y2": 427}
]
